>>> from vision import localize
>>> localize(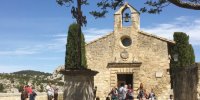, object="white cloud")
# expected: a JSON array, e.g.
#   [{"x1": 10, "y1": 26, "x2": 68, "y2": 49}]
[
  {"x1": 0, "y1": 33, "x2": 68, "y2": 56},
  {"x1": 47, "y1": 35, "x2": 67, "y2": 52},
  {"x1": 83, "y1": 28, "x2": 113, "y2": 35},
  {"x1": 51, "y1": 28, "x2": 113, "y2": 43},
  {"x1": 53, "y1": 34, "x2": 67, "y2": 37},
  {"x1": 83, "y1": 28, "x2": 113, "y2": 42},
  {"x1": 0, "y1": 41, "x2": 65, "y2": 56},
  {"x1": 175, "y1": 16, "x2": 189, "y2": 21},
  {"x1": 142, "y1": 16, "x2": 200, "y2": 45},
  {"x1": 0, "y1": 47, "x2": 39, "y2": 56}
]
